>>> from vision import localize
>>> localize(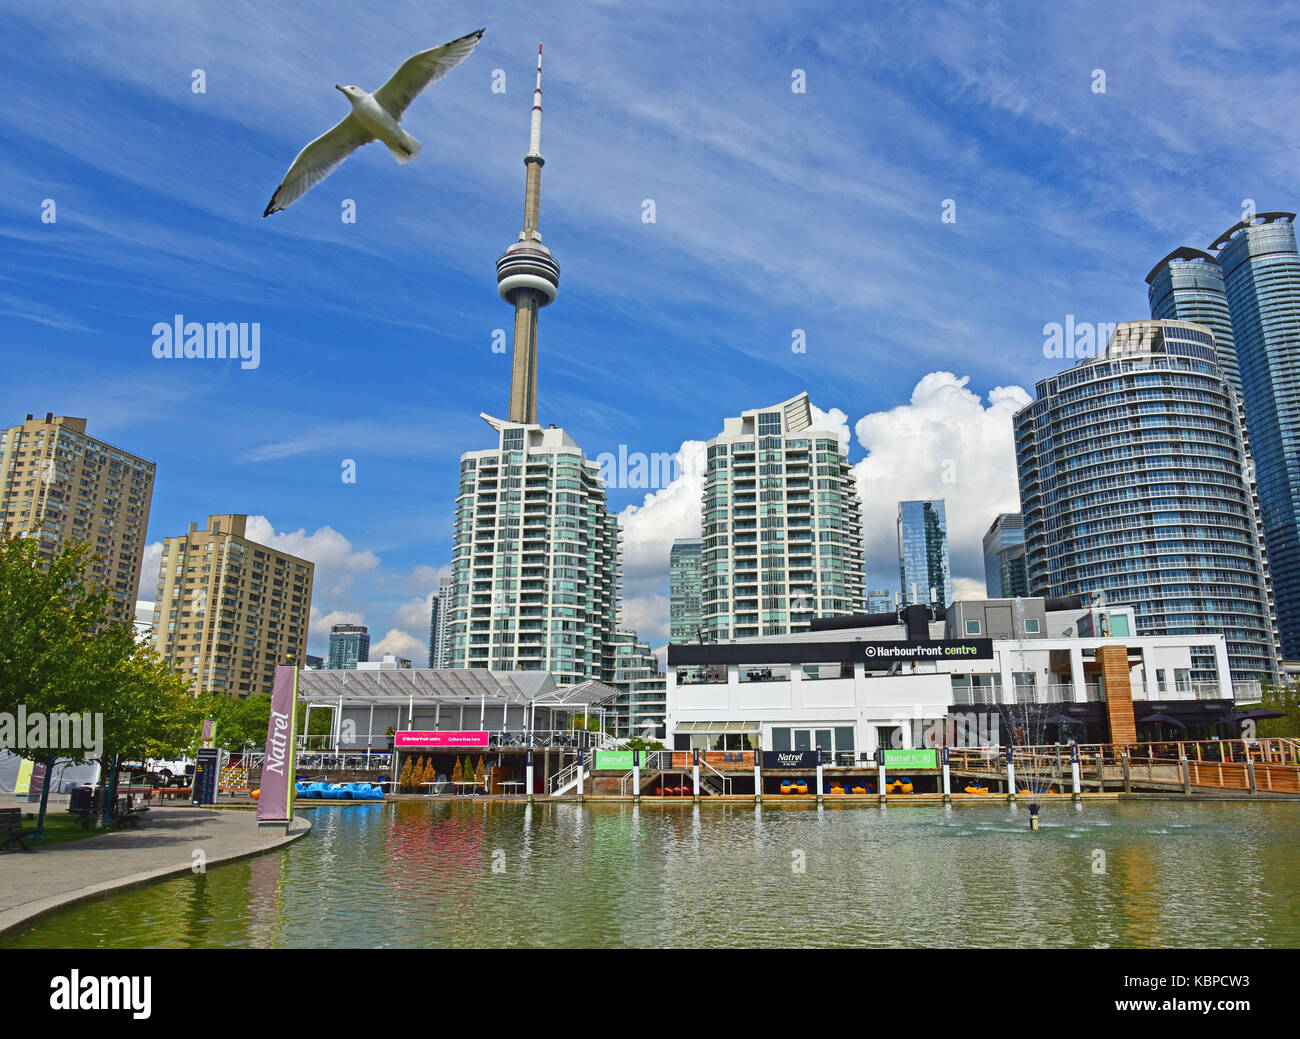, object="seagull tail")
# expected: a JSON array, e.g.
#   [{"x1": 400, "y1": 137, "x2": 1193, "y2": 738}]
[{"x1": 387, "y1": 132, "x2": 421, "y2": 165}]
